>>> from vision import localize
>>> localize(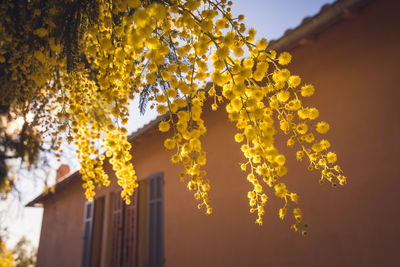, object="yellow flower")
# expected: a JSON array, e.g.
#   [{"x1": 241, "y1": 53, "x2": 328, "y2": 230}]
[
  {"x1": 215, "y1": 17, "x2": 227, "y2": 29},
  {"x1": 157, "y1": 105, "x2": 168, "y2": 114},
  {"x1": 190, "y1": 138, "x2": 201, "y2": 152},
  {"x1": 309, "y1": 108, "x2": 319, "y2": 120},
  {"x1": 127, "y1": 0, "x2": 141, "y2": 9},
  {"x1": 34, "y1": 51, "x2": 46, "y2": 63},
  {"x1": 293, "y1": 208, "x2": 302, "y2": 222},
  {"x1": 243, "y1": 58, "x2": 254, "y2": 68},
  {"x1": 280, "y1": 120, "x2": 290, "y2": 132},
  {"x1": 327, "y1": 152, "x2": 337, "y2": 163},
  {"x1": 167, "y1": 88, "x2": 177, "y2": 98},
  {"x1": 34, "y1": 27, "x2": 48, "y2": 38},
  {"x1": 171, "y1": 154, "x2": 180, "y2": 164},
  {"x1": 146, "y1": 73, "x2": 157, "y2": 84},
  {"x1": 274, "y1": 69, "x2": 291, "y2": 83},
  {"x1": 200, "y1": 19, "x2": 214, "y2": 32},
  {"x1": 247, "y1": 173, "x2": 255, "y2": 182},
  {"x1": 301, "y1": 84, "x2": 315, "y2": 97},
  {"x1": 305, "y1": 133, "x2": 315, "y2": 143},
  {"x1": 334, "y1": 165, "x2": 342, "y2": 172},
  {"x1": 231, "y1": 97, "x2": 242, "y2": 112},
  {"x1": 310, "y1": 153, "x2": 319, "y2": 161},
  {"x1": 148, "y1": 3, "x2": 167, "y2": 20},
  {"x1": 158, "y1": 121, "x2": 170, "y2": 132},
  {"x1": 312, "y1": 143, "x2": 323, "y2": 153},
  {"x1": 276, "y1": 166, "x2": 287, "y2": 177},
  {"x1": 290, "y1": 193, "x2": 298, "y2": 203},
  {"x1": 213, "y1": 59, "x2": 225, "y2": 70},
  {"x1": 164, "y1": 138, "x2": 175, "y2": 150},
  {"x1": 261, "y1": 194, "x2": 268, "y2": 202},
  {"x1": 187, "y1": 181, "x2": 196, "y2": 191},
  {"x1": 247, "y1": 191, "x2": 256, "y2": 199},
  {"x1": 277, "y1": 90, "x2": 290, "y2": 102},
  {"x1": 288, "y1": 75, "x2": 301, "y2": 88},
  {"x1": 156, "y1": 94, "x2": 167, "y2": 103},
  {"x1": 296, "y1": 123, "x2": 308, "y2": 134},
  {"x1": 297, "y1": 108, "x2": 308, "y2": 119},
  {"x1": 274, "y1": 183, "x2": 287, "y2": 198},
  {"x1": 296, "y1": 151, "x2": 304, "y2": 160},
  {"x1": 247, "y1": 28, "x2": 256, "y2": 43},
  {"x1": 318, "y1": 158, "x2": 327, "y2": 166},
  {"x1": 182, "y1": 142, "x2": 193, "y2": 153},
  {"x1": 316, "y1": 122, "x2": 330, "y2": 134},
  {"x1": 278, "y1": 52, "x2": 292, "y2": 65},
  {"x1": 133, "y1": 8, "x2": 148, "y2": 28},
  {"x1": 287, "y1": 136, "x2": 295, "y2": 146},
  {"x1": 255, "y1": 184, "x2": 262, "y2": 193},
  {"x1": 234, "y1": 133, "x2": 244, "y2": 143},
  {"x1": 279, "y1": 207, "x2": 286, "y2": 219},
  {"x1": 320, "y1": 140, "x2": 331, "y2": 150},
  {"x1": 202, "y1": 183, "x2": 210, "y2": 192},
  {"x1": 274, "y1": 154, "x2": 286, "y2": 166},
  {"x1": 286, "y1": 99, "x2": 302, "y2": 111},
  {"x1": 215, "y1": 45, "x2": 229, "y2": 59},
  {"x1": 240, "y1": 163, "x2": 247, "y2": 171},
  {"x1": 256, "y1": 38, "x2": 268, "y2": 50}
]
